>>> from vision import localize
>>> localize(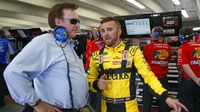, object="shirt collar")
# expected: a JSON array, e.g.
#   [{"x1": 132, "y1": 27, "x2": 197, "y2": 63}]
[
  {"x1": 105, "y1": 41, "x2": 124, "y2": 50},
  {"x1": 184, "y1": 40, "x2": 194, "y2": 44}
]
